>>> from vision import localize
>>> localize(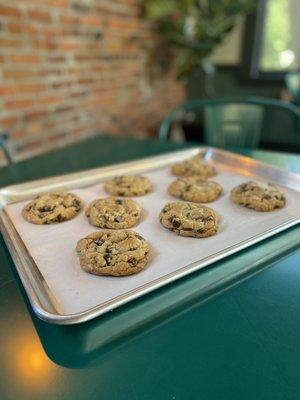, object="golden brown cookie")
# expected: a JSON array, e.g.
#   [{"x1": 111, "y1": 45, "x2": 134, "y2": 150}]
[
  {"x1": 86, "y1": 197, "x2": 141, "y2": 229},
  {"x1": 171, "y1": 155, "x2": 217, "y2": 178},
  {"x1": 168, "y1": 177, "x2": 222, "y2": 203},
  {"x1": 76, "y1": 230, "x2": 150, "y2": 276},
  {"x1": 231, "y1": 181, "x2": 286, "y2": 211},
  {"x1": 22, "y1": 192, "x2": 83, "y2": 224},
  {"x1": 159, "y1": 201, "x2": 219, "y2": 238},
  {"x1": 104, "y1": 175, "x2": 153, "y2": 197}
]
